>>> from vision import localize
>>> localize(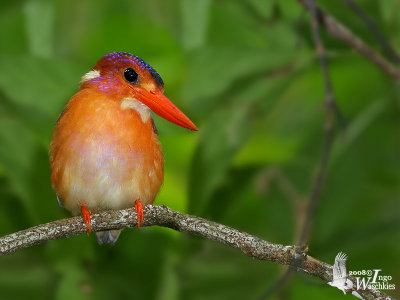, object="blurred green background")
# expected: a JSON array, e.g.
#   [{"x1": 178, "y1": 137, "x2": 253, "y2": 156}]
[{"x1": 0, "y1": 0, "x2": 399, "y2": 299}]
